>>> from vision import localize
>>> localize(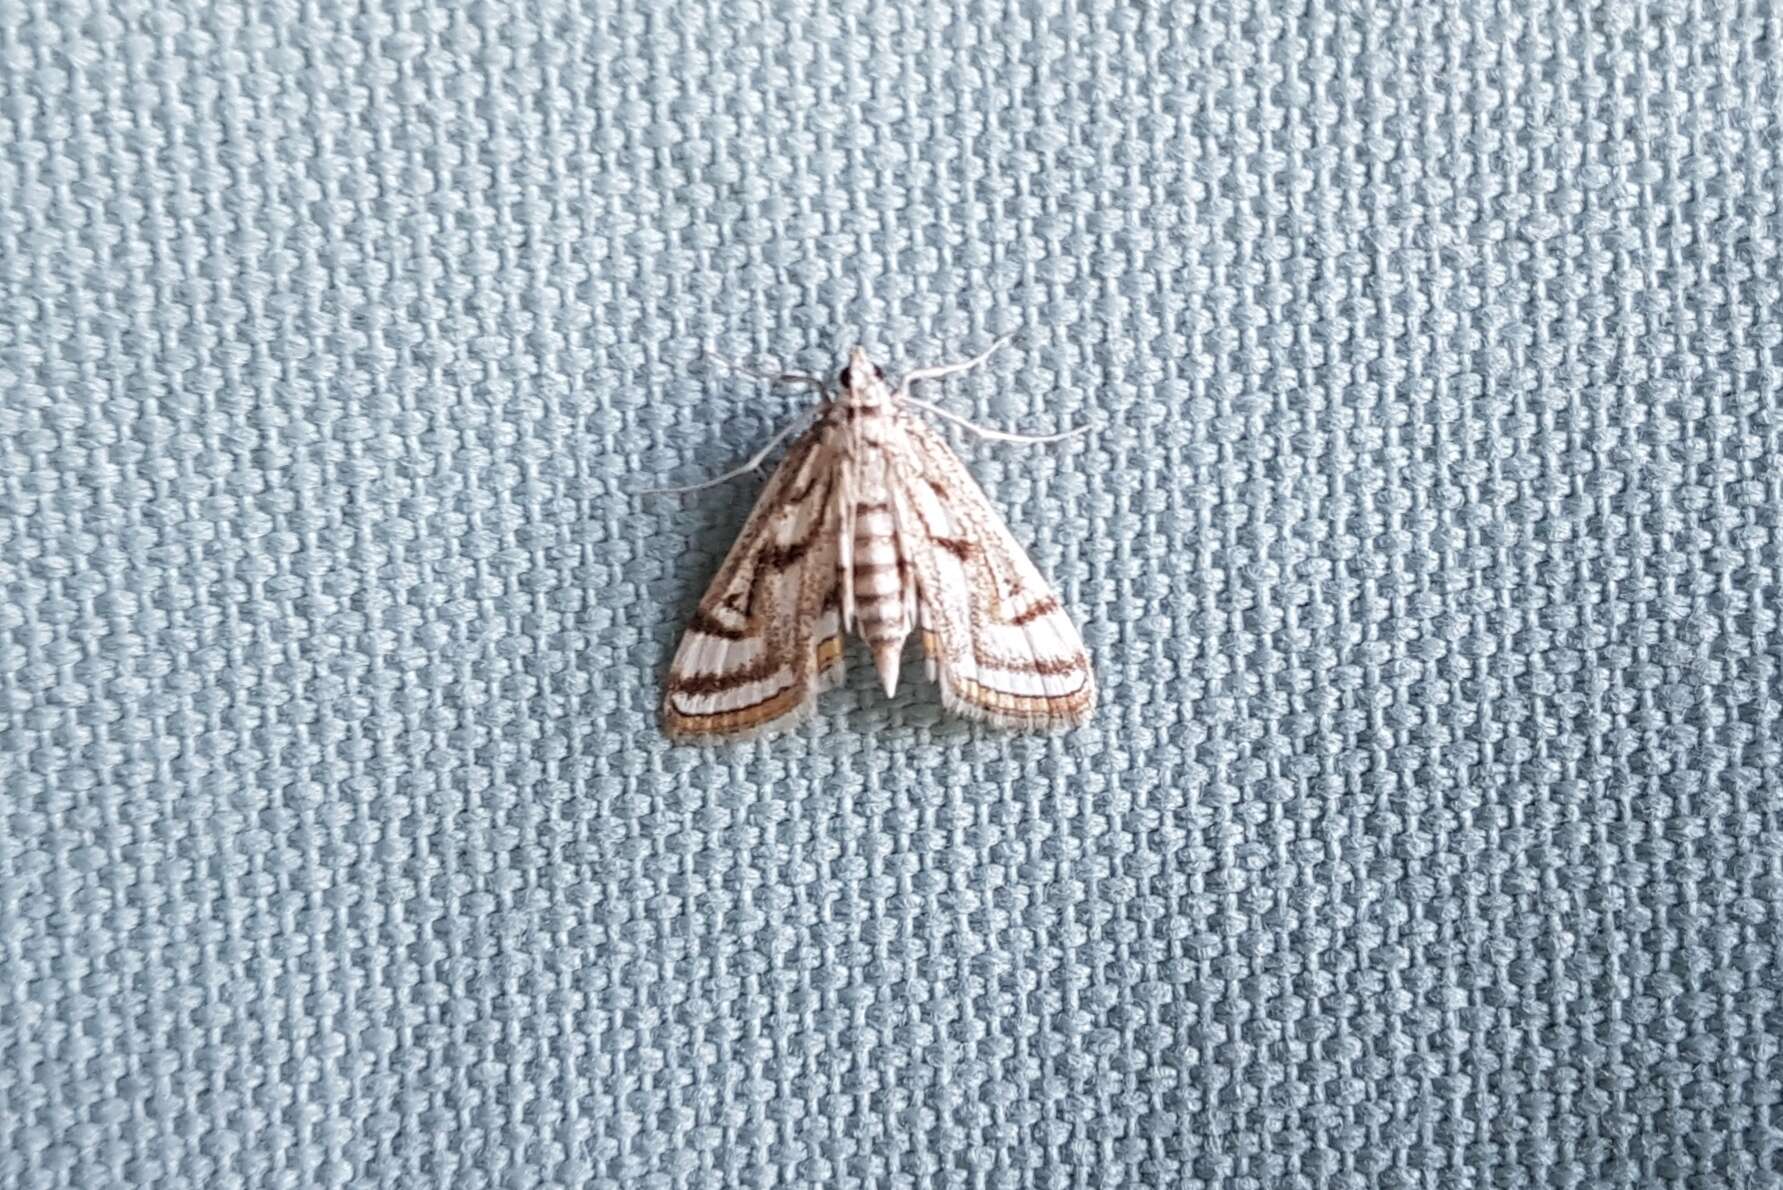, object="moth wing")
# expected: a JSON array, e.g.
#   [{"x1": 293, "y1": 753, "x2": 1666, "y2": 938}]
[
  {"x1": 663, "y1": 427, "x2": 844, "y2": 741},
  {"x1": 895, "y1": 418, "x2": 1094, "y2": 728}
]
